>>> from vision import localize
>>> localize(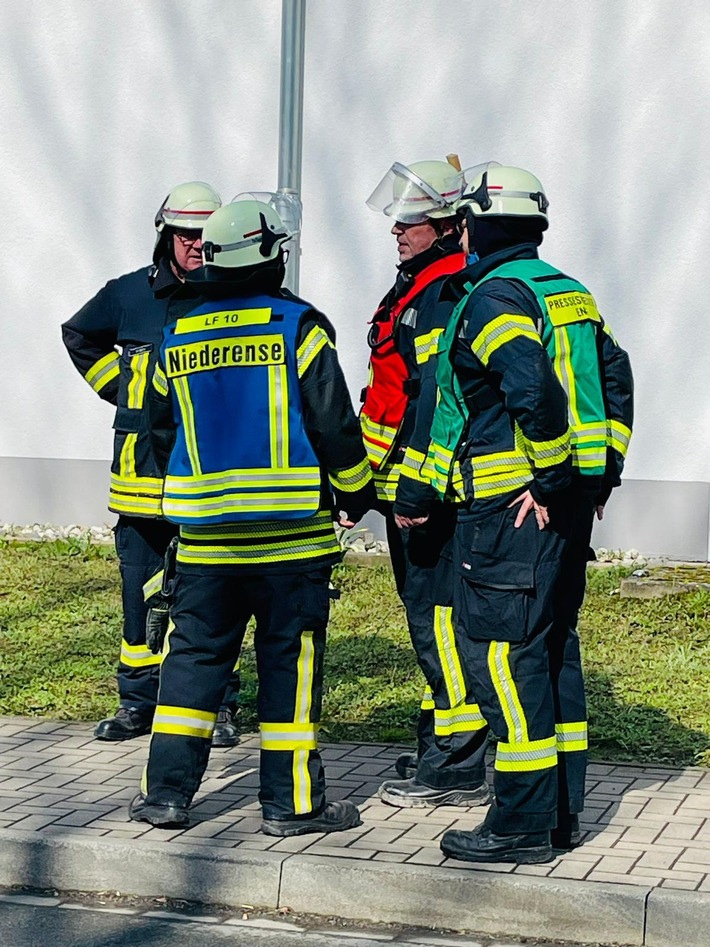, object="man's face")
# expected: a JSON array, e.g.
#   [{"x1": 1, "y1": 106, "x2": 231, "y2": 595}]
[
  {"x1": 391, "y1": 219, "x2": 438, "y2": 262},
  {"x1": 172, "y1": 228, "x2": 204, "y2": 272}
]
